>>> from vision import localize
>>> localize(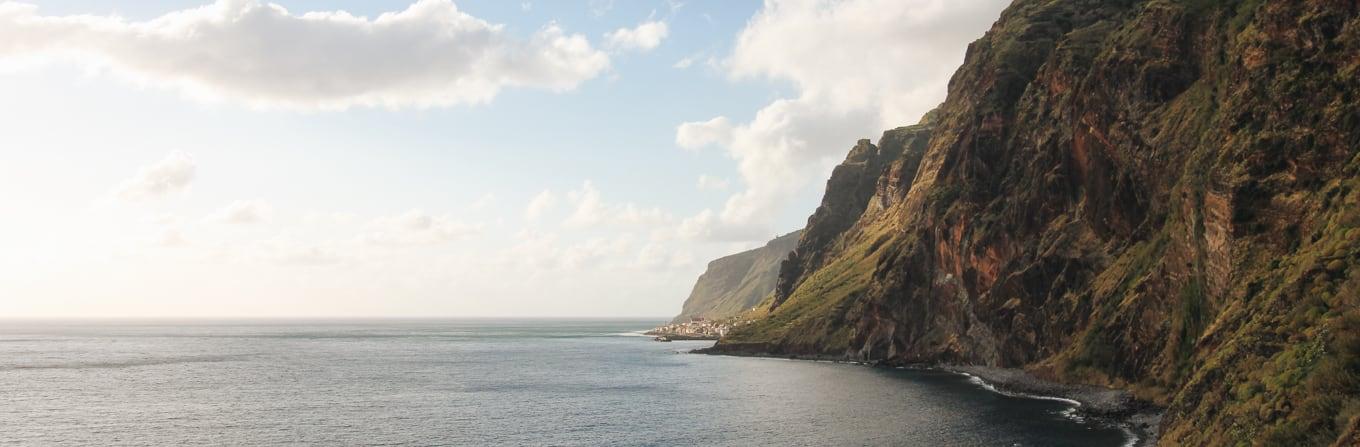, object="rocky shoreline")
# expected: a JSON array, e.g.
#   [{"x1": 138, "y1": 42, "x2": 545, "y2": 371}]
[
  {"x1": 940, "y1": 365, "x2": 1163, "y2": 447},
  {"x1": 692, "y1": 347, "x2": 1162, "y2": 446}
]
